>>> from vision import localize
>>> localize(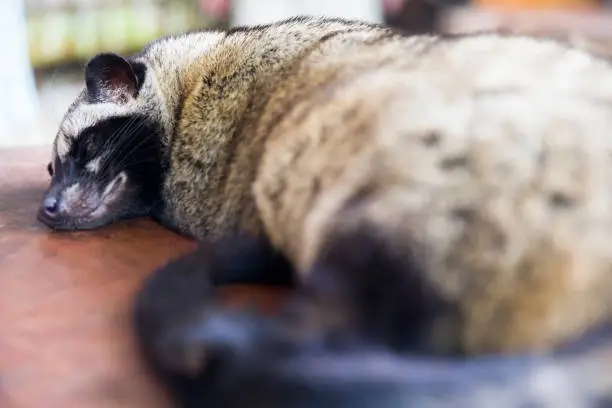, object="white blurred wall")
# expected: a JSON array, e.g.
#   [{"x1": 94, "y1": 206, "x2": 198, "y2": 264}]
[
  {"x1": 231, "y1": 0, "x2": 384, "y2": 26},
  {"x1": 0, "y1": 0, "x2": 40, "y2": 146}
]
